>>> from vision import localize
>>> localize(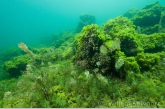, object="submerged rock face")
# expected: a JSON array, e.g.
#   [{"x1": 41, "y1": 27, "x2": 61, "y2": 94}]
[
  {"x1": 74, "y1": 24, "x2": 123, "y2": 77},
  {"x1": 74, "y1": 24, "x2": 105, "y2": 69},
  {"x1": 132, "y1": 1, "x2": 162, "y2": 27},
  {"x1": 3, "y1": 55, "x2": 30, "y2": 77},
  {"x1": 139, "y1": 33, "x2": 165, "y2": 53},
  {"x1": 123, "y1": 8, "x2": 139, "y2": 19},
  {"x1": 75, "y1": 14, "x2": 96, "y2": 32},
  {"x1": 124, "y1": 1, "x2": 165, "y2": 34},
  {"x1": 73, "y1": 14, "x2": 165, "y2": 78},
  {"x1": 102, "y1": 16, "x2": 140, "y2": 56}
]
